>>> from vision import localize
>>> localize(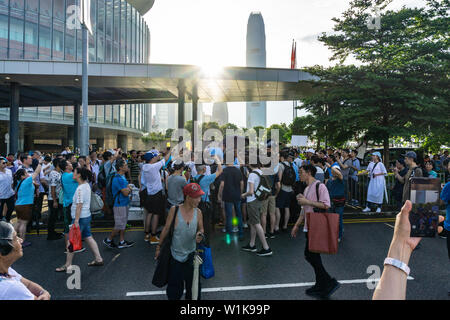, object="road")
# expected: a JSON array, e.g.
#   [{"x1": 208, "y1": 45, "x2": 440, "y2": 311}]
[{"x1": 13, "y1": 219, "x2": 450, "y2": 300}]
